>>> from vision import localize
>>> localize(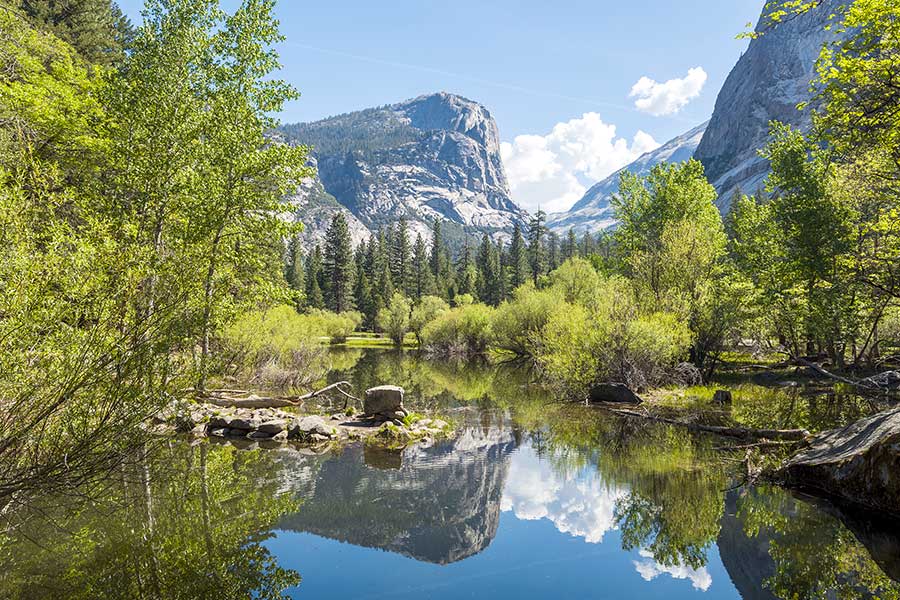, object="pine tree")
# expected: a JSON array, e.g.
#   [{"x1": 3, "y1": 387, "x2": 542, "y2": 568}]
[
  {"x1": 476, "y1": 233, "x2": 502, "y2": 305},
  {"x1": 496, "y1": 240, "x2": 509, "y2": 302},
  {"x1": 22, "y1": 0, "x2": 133, "y2": 65},
  {"x1": 547, "y1": 232, "x2": 561, "y2": 271},
  {"x1": 411, "y1": 234, "x2": 433, "y2": 300},
  {"x1": 527, "y1": 210, "x2": 547, "y2": 284},
  {"x1": 564, "y1": 228, "x2": 578, "y2": 260},
  {"x1": 305, "y1": 245, "x2": 325, "y2": 309},
  {"x1": 284, "y1": 236, "x2": 304, "y2": 291},
  {"x1": 373, "y1": 232, "x2": 394, "y2": 316},
  {"x1": 456, "y1": 237, "x2": 478, "y2": 296},
  {"x1": 284, "y1": 236, "x2": 304, "y2": 308},
  {"x1": 391, "y1": 217, "x2": 412, "y2": 295},
  {"x1": 322, "y1": 212, "x2": 355, "y2": 313},
  {"x1": 580, "y1": 231, "x2": 596, "y2": 257},
  {"x1": 353, "y1": 245, "x2": 376, "y2": 329},
  {"x1": 429, "y1": 220, "x2": 449, "y2": 298},
  {"x1": 508, "y1": 221, "x2": 529, "y2": 290}
]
